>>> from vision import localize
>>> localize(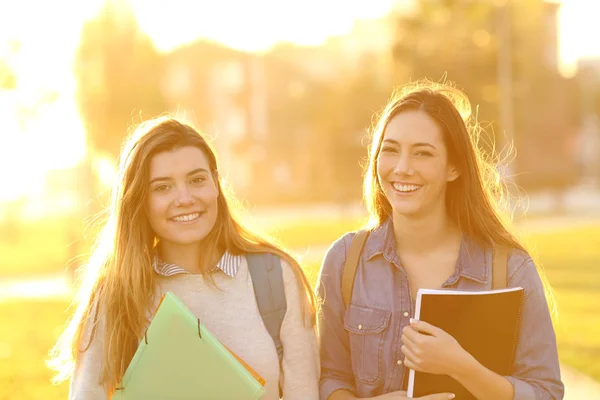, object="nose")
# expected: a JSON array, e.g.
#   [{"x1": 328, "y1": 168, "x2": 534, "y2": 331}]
[
  {"x1": 174, "y1": 186, "x2": 195, "y2": 207},
  {"x1": 393, "y1": 153, "x2": 414, "y2": 176}
]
